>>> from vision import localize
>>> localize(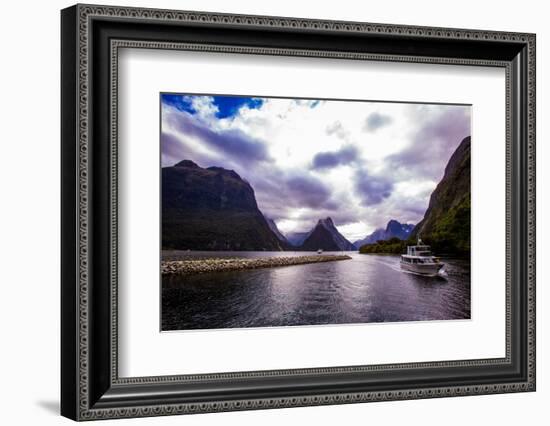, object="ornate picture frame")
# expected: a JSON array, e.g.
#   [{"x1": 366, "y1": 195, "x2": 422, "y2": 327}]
[{"x1": 61, "y1": 4, "x2": 535, "y2": 421}]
